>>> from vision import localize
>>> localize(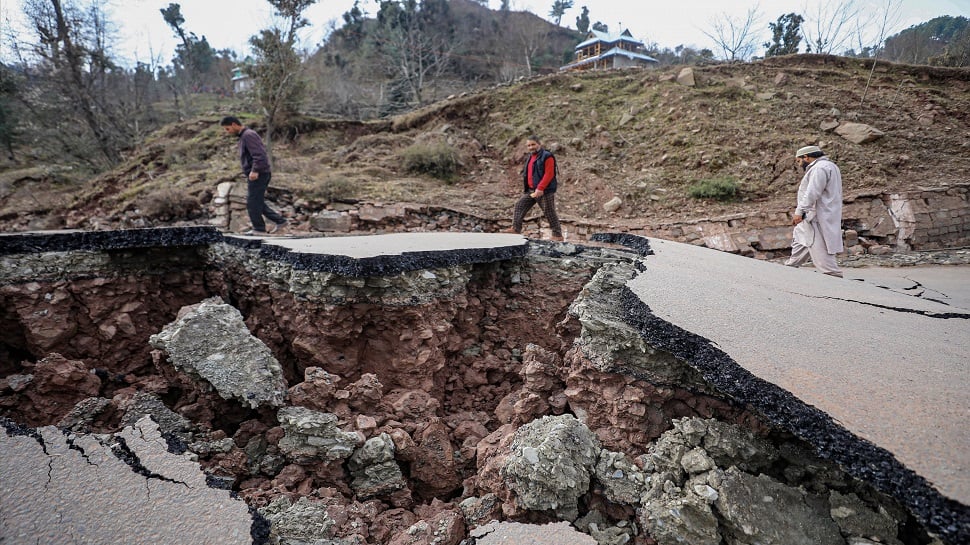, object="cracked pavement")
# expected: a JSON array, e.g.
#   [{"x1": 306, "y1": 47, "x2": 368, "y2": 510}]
[
  {"x1": 0, "y1": 416, "x2": 254, "y2": 544},
  {"x1": 627, "y1": 238, "x2": 970, "y2": 506}
]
